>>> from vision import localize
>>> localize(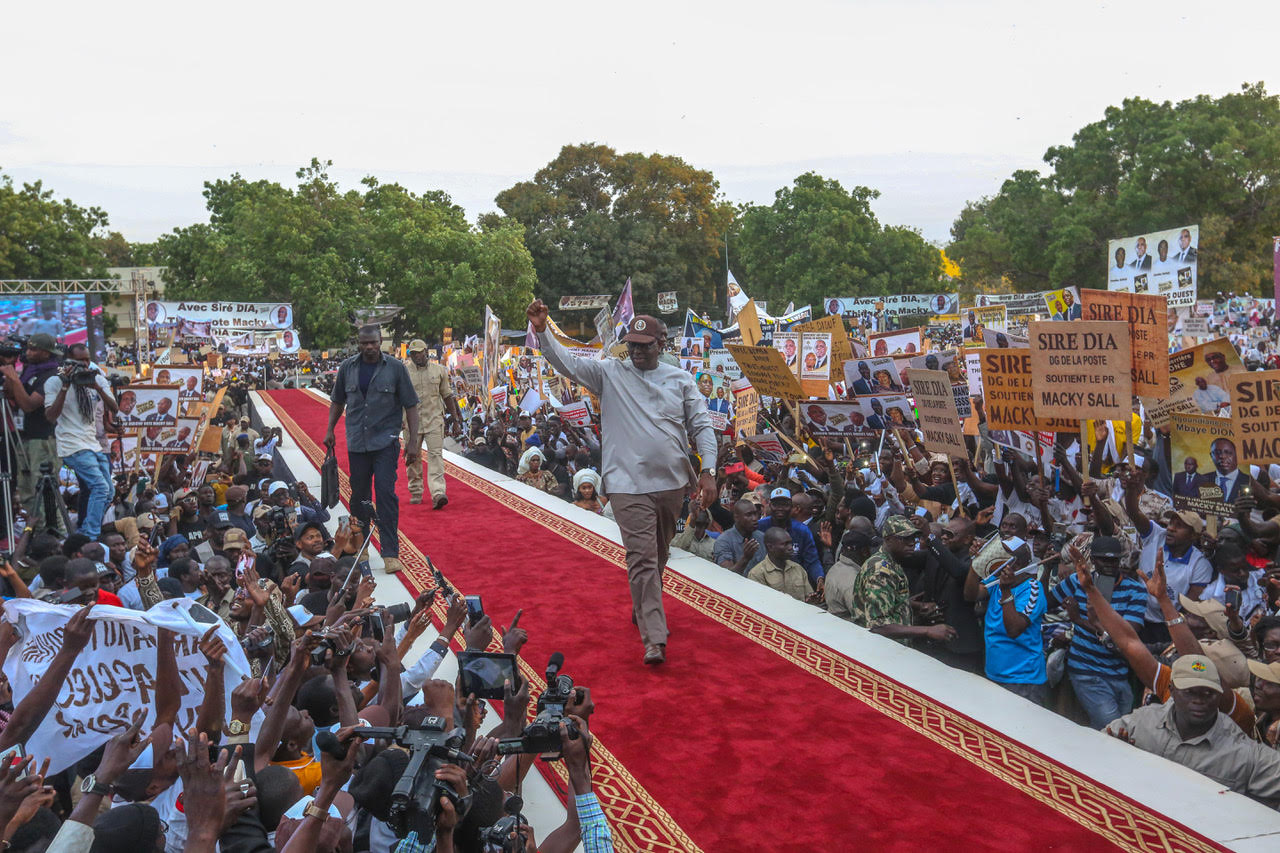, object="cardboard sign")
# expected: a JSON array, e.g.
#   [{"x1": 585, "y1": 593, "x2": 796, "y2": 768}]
[
  {"x1": 1170, "y1": 411, "x2": 1240, "y2": 516},
  {"x1": 1183, "y1": 316, "x2": 1210, "y2": 337},
  {"x1": 1080, "y1": 290, "x2": 1169, "y2": 398},
  {"x1": 1230, "y1": 371, "x2": 1280, "y2": 465},
  {"x1": 1028, "y1": 321, "x2": 1132, "y2": 421},
  {"x1": 798, "y1": 332, "x2": 832, "y2": 395},
  {"x1": 792, "y1": 313, "x2": 852, "y2": 383},
  {"x1": 736, "y1": 300, "x2": 763, "y2": 347},
  {"x1": 725, "y1": 344, "x2": 804, "y2": 400},
  {"x1": 733, "y1": 381, "x2": 760, "y2": 436},
  {"x1": 978, "y1": 348, "x2": 1079, "y2": 432},
  {"x1": 906, "y1": 368, "x2": 966, "y2": 458},
  {"x1": 868, "y1": 326, "x2": 923, "y2": 357}
]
